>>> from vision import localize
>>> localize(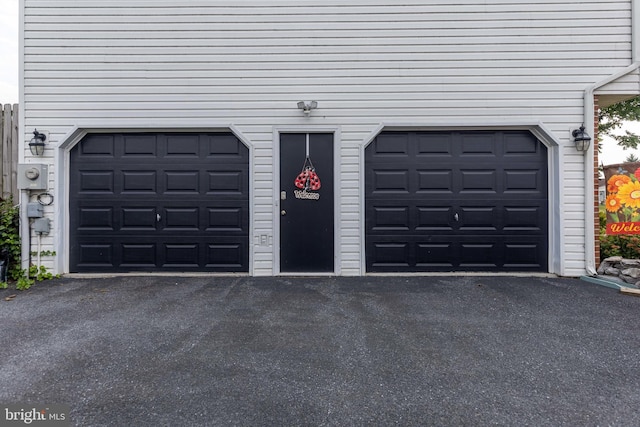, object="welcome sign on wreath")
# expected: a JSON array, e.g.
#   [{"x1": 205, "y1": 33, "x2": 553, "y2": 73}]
[{"x1": 294, "y1": 155, "x2": 321, "y2": 200}]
